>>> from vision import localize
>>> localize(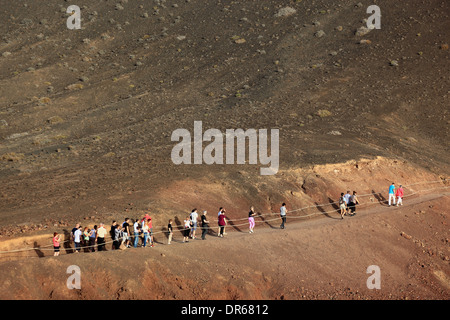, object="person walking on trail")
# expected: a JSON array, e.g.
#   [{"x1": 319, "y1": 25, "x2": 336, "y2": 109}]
[
  {"x1": 280, "y1": 203, "x2": 287, "y2": 229},
  {"x1": 88, "y1": 225, "x2": 97, "y2": 252},
  {"x1": 339, "y1": 193, "x2": 346, "y2": 219},
  {"x1": 97, "y1": 223, "x2": 107, "y2": 251},
  {"x1": 142, "y1": 219, "x2": 150, "y2": 248},
  {"x1": 343, "y1": 191, "x2": 351, "y2": 215},
  {"x1": 348, "y1": 191, "x2": 360, "y2": 216},
  {"x1": 74, "y1": 226, "x2": 82, "y2": 253},
  {"x1": 217, "y1": 207, "x2": 222, "y2": 235},
  {"x1": 396, "y1": 185, "x2": 404, "y2": 206},
  {"x1": 114, "y1": 223, "x2": 123, "y2": 250},
  {"x1": 167, "y1": 219, "x2": 173, "y2": 244},
  {"x1": 70, "y1": 223, "x2": 80, "y2": 251},
  {"x1": 147, "y1": 217, "x2": 154, "y2": 247},
  {"x1": 110, "y1": 221, "x2": 117, "y2": 249},
  {"x1": 83, "y1": 227, "x2": 90, "y2": 252},
  {"x1": 133, "y1": 218, "x2": 141, "y2": 248},
  {"x1": 248, "y1": 206, "x2": 256, "y2": 233},
  {"x1": 217, "y1": 207, "x2": 227, "y2": 235},
  {"x1": 218, "y1": 211, "x2": 227, "y2": 237},
  {"x1": 183, "y1": 216, "x2": 191, "y2": 243},
  {"x1": 53, "y1": 232, "x2": 61, "y2": 256},
  {"x1": 122, "y1": 218, "x2": 131, "y2": 248},
  {"x1": 190, "y1": 209, "x2": 199, "y2": 239},
  {"x1": 388, "y1": 183, "x2": 396, "y2": 206},
  {"x1": 201, "y1": 211, "x2": 209, "y2": 240}
]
